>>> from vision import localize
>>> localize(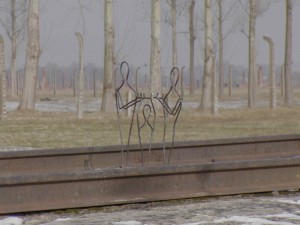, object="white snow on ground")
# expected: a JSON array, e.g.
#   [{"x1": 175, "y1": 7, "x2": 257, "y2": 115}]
[
  {"x1": 180, "y1": 223, "x2": 203, "y2": 225},
  {"x1": 112, "y1": 221, "x2": 142, "y2": 225},
  {"x1": 6, "y1": 100, "x2": 101, "y2": 113},
  {"x1": 5, "y1": 99, "x2": 271, "y2": 113},
  {"x1": 274, "y1": 199, "x2": 300, "y2": 205},
  {"x1": 6, "y1": 98, "x2": 300, "y2": 112},
  {"x1": 53, "y1": 218, "x2": 72, "y2": 222},
  {"x1": 265, "y1": 213, "x2": 300, "y2": 220},
  {"x1": 39, "y1": 218, "x2": 72, "y2": 225},
  {"x1": 178, "y1": 213, "x2": 300, "y2": 225},
  {"x1": 213, "y1": 215, "x2": 295, "y2": 225},
  {"x1": 0, "y1": 146, "x2": 37, "y2": 152},
  {"x1": 0, "y1": 217, "x2": 23, "y2": 225}
]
